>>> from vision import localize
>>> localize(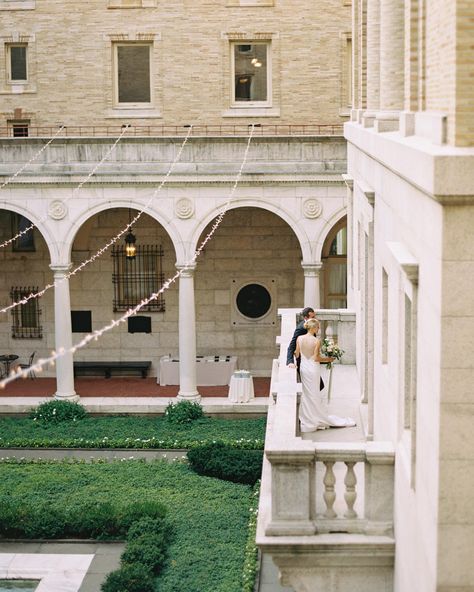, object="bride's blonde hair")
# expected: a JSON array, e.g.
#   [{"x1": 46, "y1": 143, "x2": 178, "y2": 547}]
[{"x1": 303, "y1": 318, "x2": 319, "y2": 332}]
